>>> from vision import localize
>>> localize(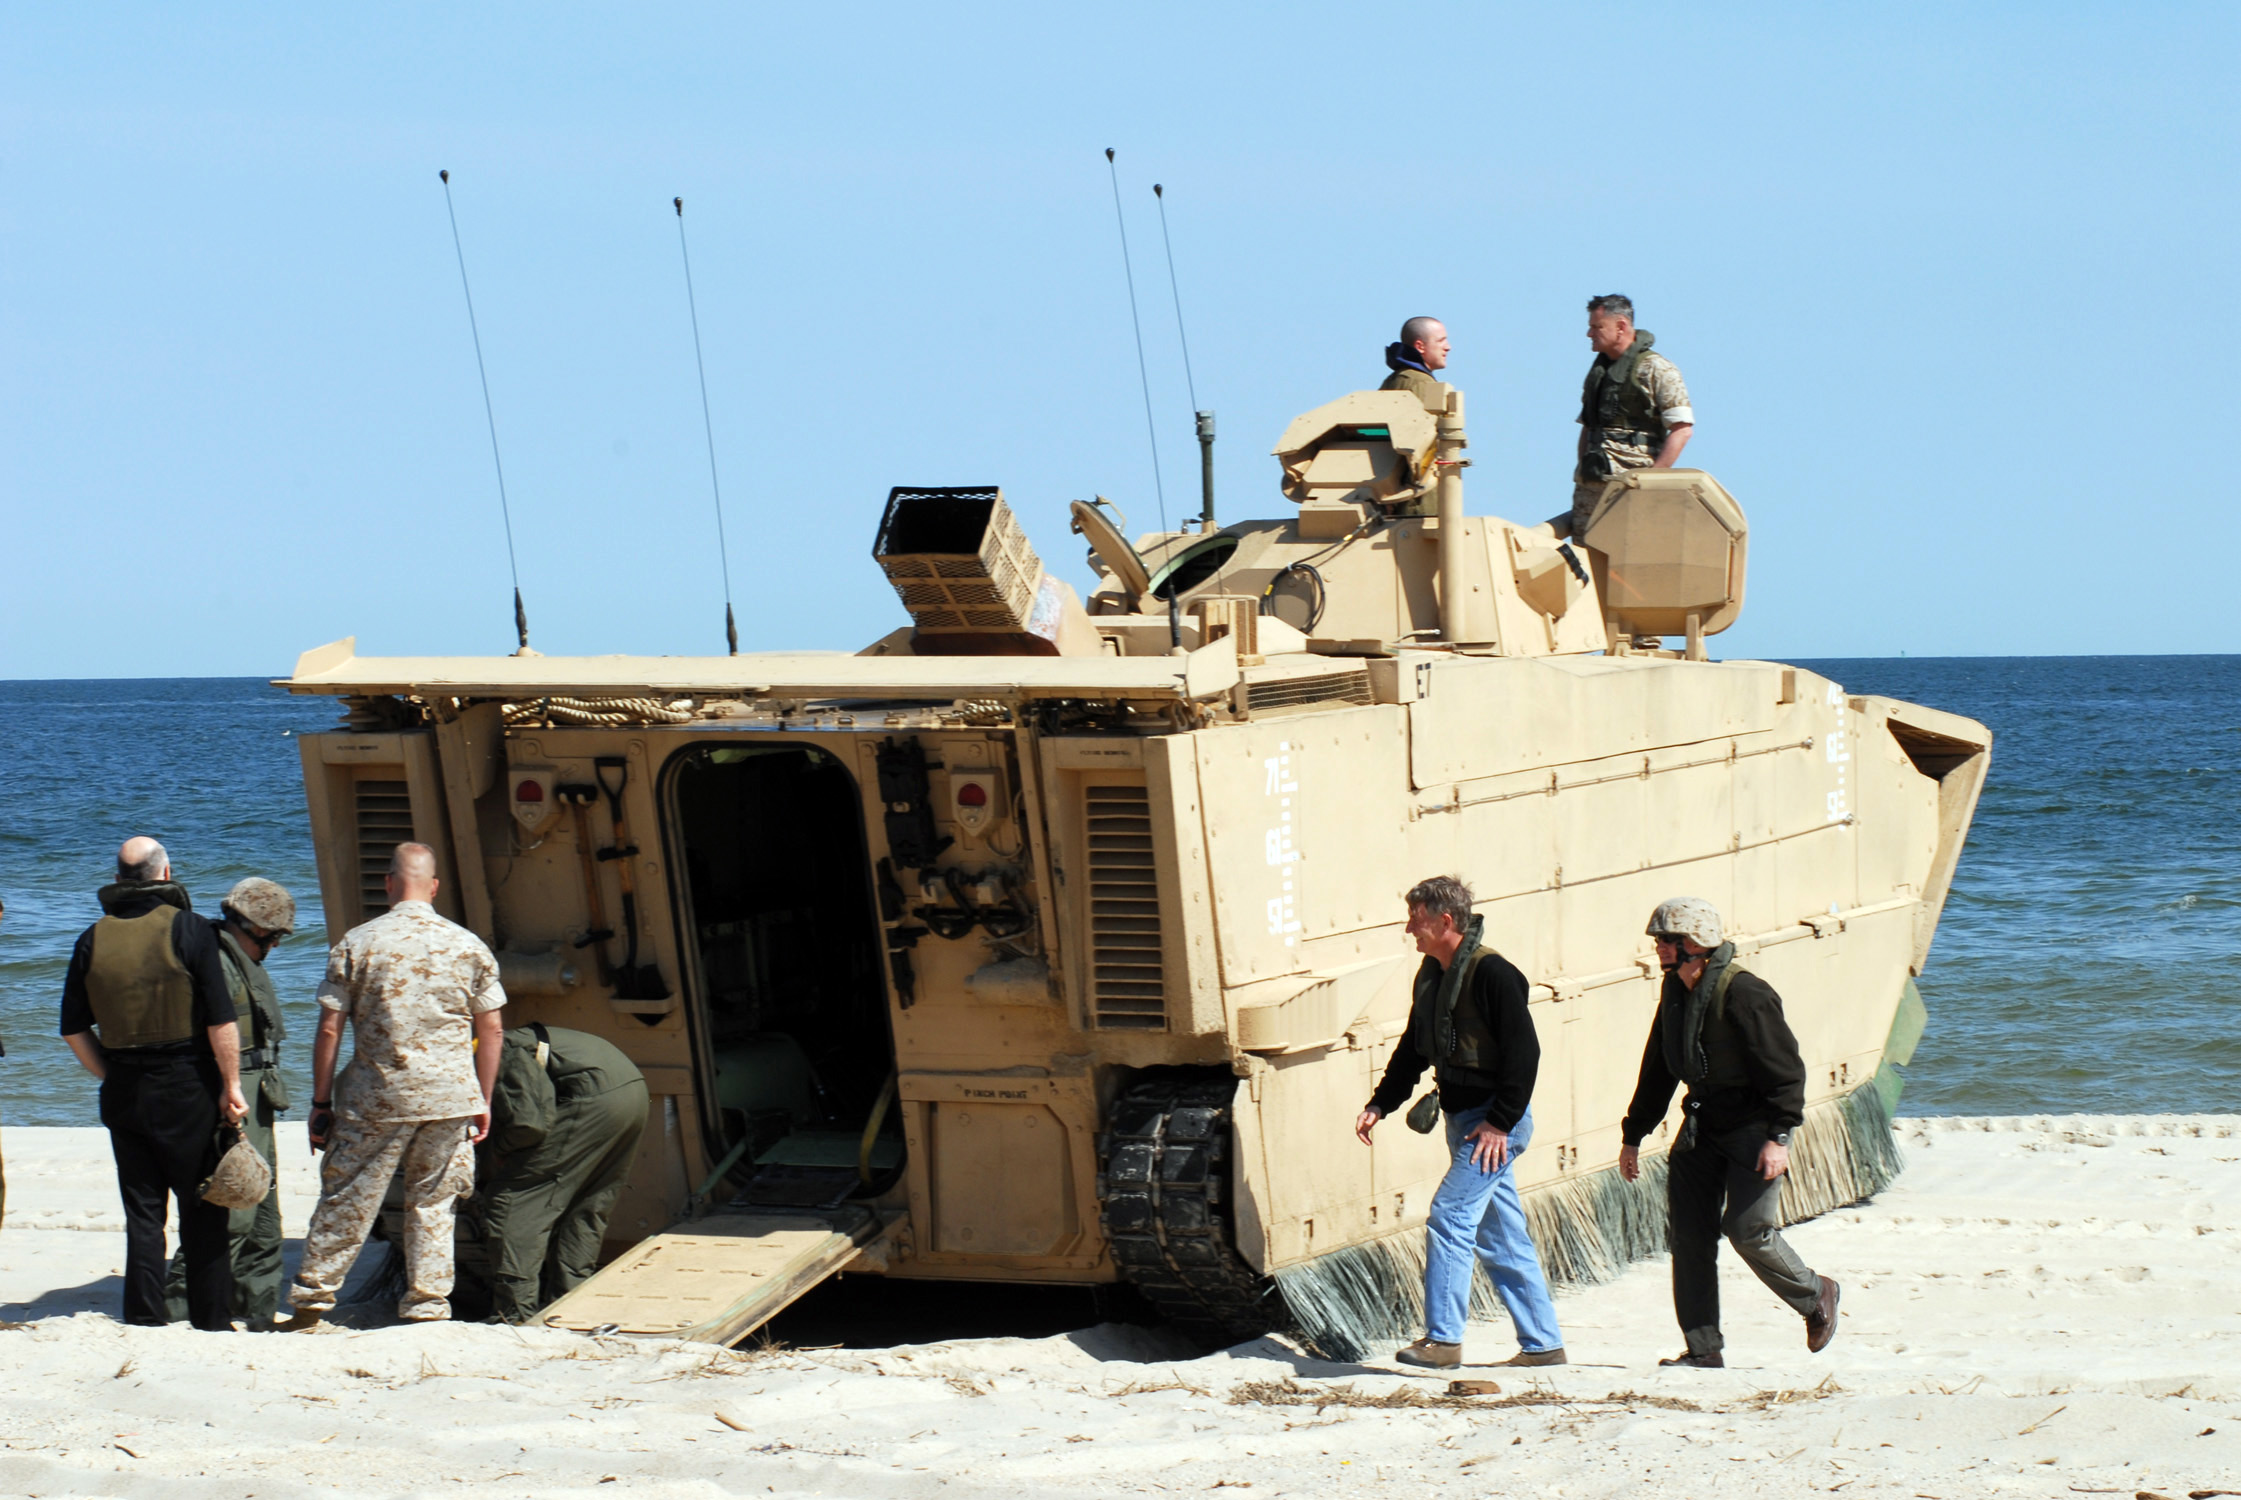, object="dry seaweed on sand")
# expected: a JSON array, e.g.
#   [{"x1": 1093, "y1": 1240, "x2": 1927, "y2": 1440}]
[
  {"x1": 1741, "y1": 1374, "x2": 1845, "y2": 1410},
  {"x1": 1108, "y1": 1376, "x2": 1213, "y2": 1399},
  {"x1": 1226, "y1": 1377, "x2": 1702, "y2": 1414}
]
